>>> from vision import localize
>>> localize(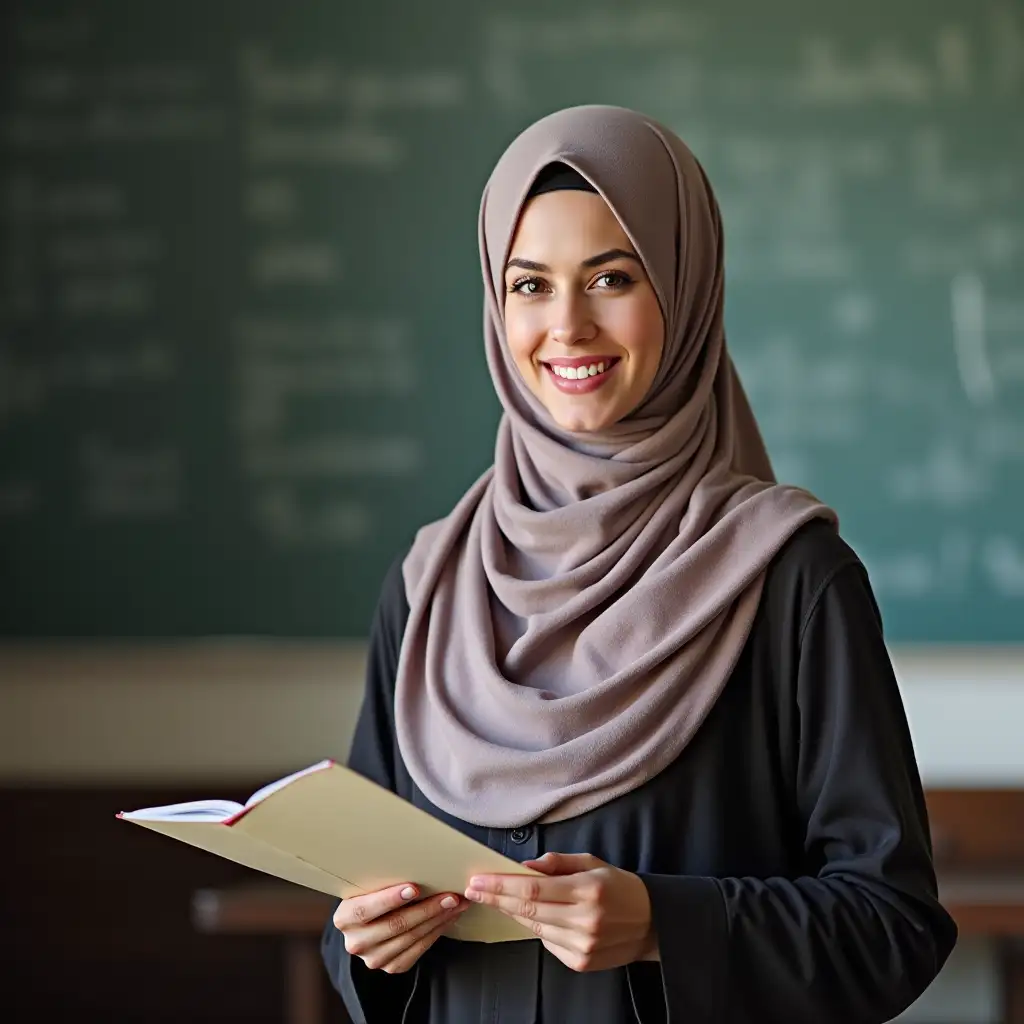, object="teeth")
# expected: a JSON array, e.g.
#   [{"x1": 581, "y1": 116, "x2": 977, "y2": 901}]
[{"x1": 553, "y1": 362, "x2": 608, "y2": 379}]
